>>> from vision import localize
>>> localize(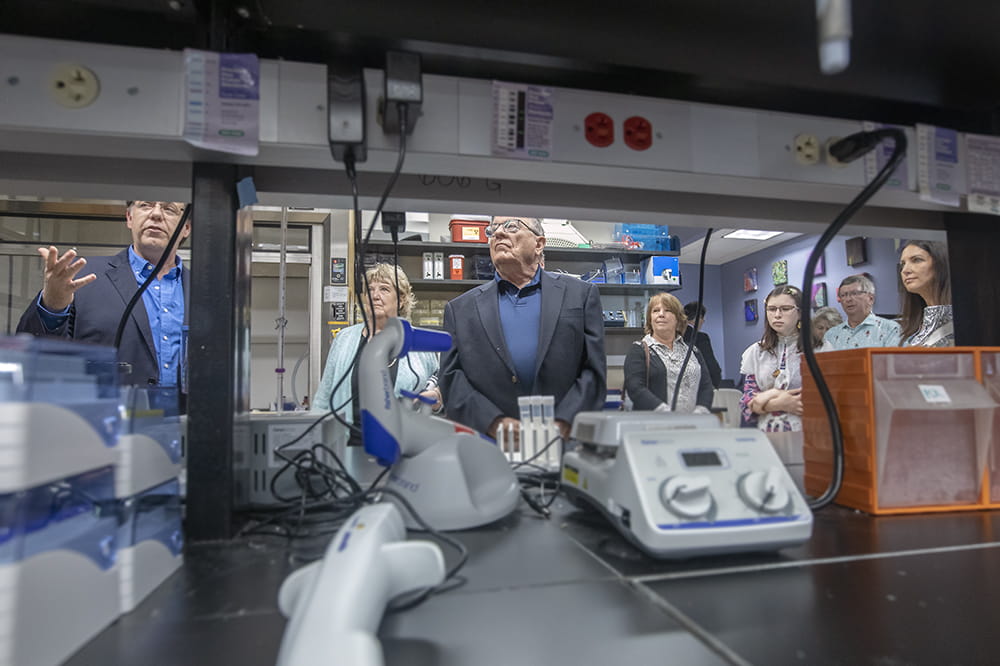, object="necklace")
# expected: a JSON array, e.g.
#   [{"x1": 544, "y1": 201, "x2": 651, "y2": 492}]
[{"x1": 772, "y1": 343, "x2": 787, "y2": 378}]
